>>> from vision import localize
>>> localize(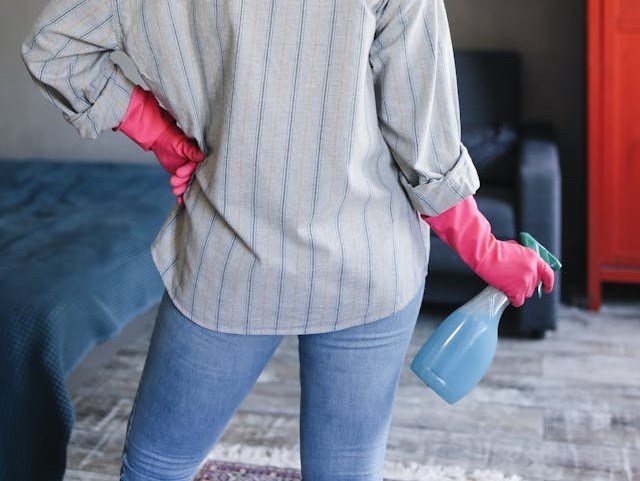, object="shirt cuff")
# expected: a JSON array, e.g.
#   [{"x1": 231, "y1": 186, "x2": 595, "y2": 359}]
[
  {"x1": 66, "y1": 64, "x2": 136, "y2": 139},
  {"x1": 400, "y1": 144, "x2": 480, "y2": 217}
]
